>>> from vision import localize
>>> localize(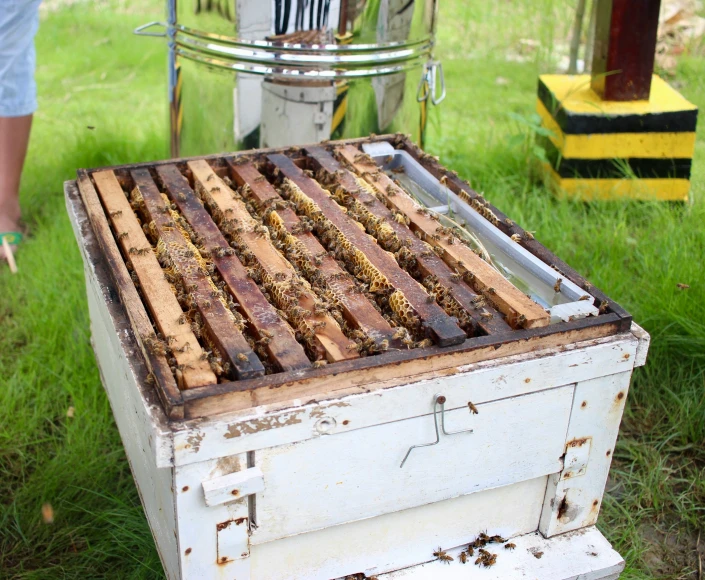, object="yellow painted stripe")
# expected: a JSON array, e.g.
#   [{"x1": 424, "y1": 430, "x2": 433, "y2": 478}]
[
  {"x1": 331, "y1": 94, "x2": 347, "y2": 134},
  {"x1": 536, "y1": 99, "x2": 696, "y2": 160},
  {"x1": 541, "y1": 163, "x2": 690, "y2": 202},
  {"x1": 539, "y1": 74, "x2": 697, "y2": 116}
]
